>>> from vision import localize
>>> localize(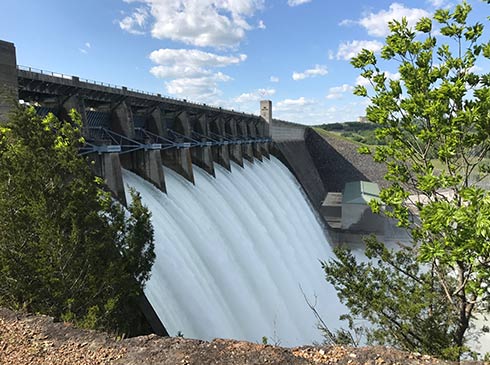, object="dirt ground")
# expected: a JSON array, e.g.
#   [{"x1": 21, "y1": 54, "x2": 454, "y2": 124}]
[{"x1": 0, "y1": 308, "x2": 487, "y2": 365}]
